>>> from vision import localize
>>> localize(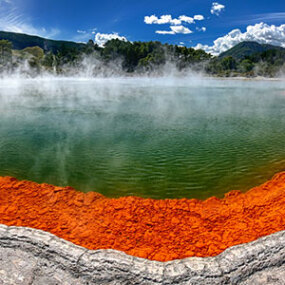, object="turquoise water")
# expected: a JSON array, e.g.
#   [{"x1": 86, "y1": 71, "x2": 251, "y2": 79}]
[{"x1": 0, "y1": 77, "x2": 284, "y2": 199}]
